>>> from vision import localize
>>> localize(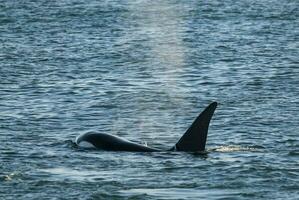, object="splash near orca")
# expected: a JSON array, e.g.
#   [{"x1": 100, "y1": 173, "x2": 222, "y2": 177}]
[{"x1": 75, "y1": 102, "x2": 217, "y2": 152}]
